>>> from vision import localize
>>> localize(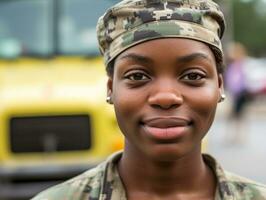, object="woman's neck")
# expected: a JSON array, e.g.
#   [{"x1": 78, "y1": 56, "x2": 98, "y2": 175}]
[{"x1": 118, "y1": 146, "x2": 216, "y2": 199}]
